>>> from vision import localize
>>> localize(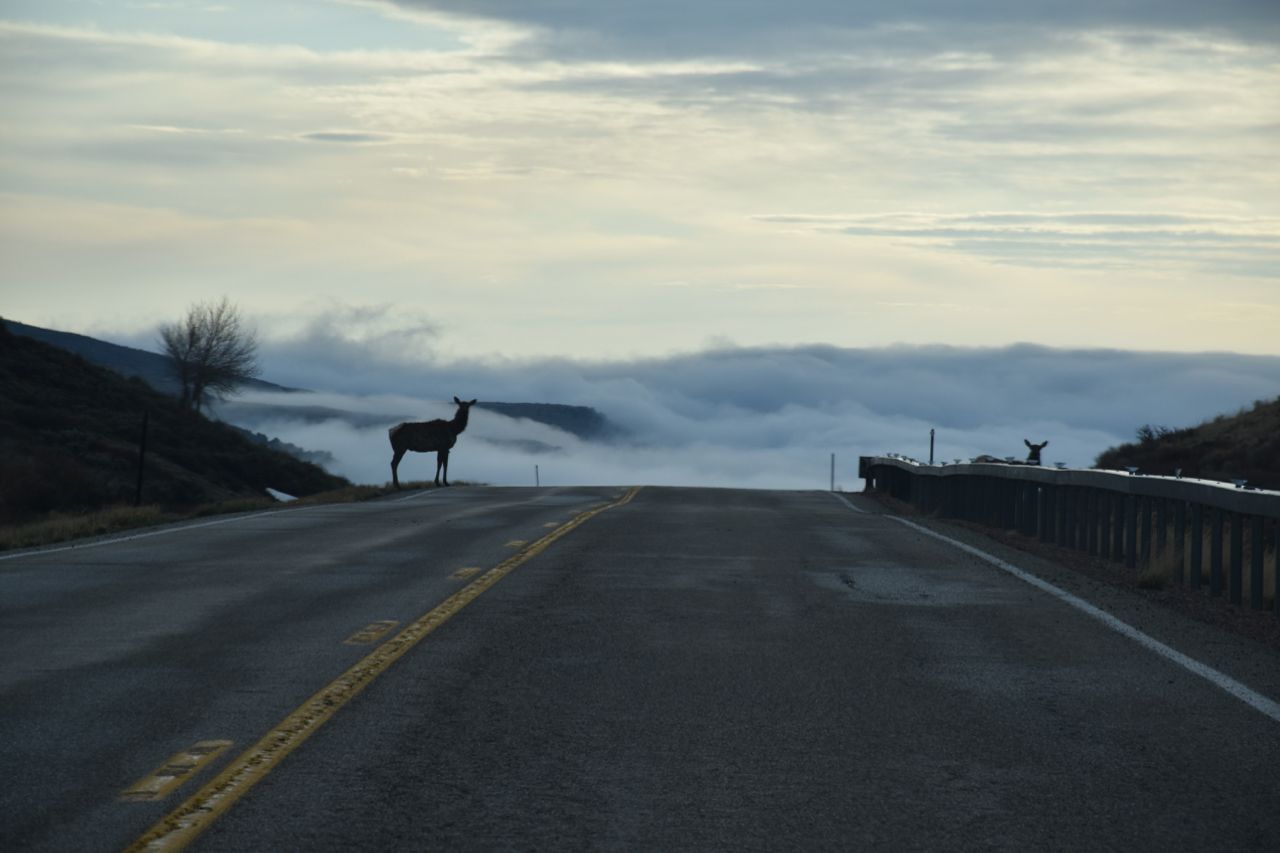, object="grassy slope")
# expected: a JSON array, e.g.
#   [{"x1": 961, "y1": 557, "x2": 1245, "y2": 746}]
[
  {"x1": 0, "y1": 322, "x2": 348, "y2": 524},
  {"x1": 1094, "y1": 396, "x2": 1280, "y2": 489}
]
